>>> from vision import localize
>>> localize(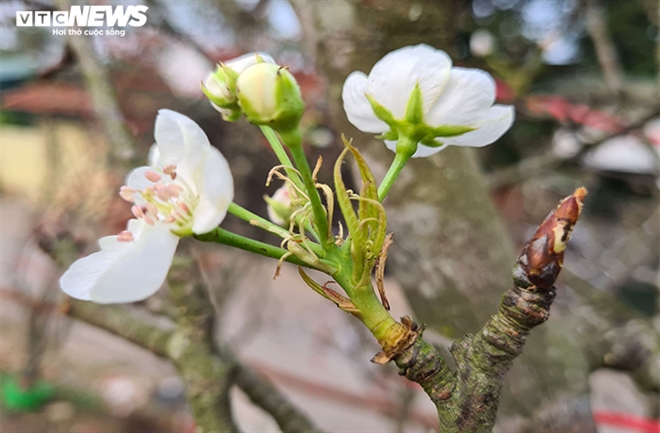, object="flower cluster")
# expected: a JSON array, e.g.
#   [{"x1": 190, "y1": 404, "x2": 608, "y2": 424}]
[
  {"x1": 61, "y1": 46, "x2": 515, "y2": 305},
  {"x1": 203, "y1": 52, "x2": 304, "y2": 136}
]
